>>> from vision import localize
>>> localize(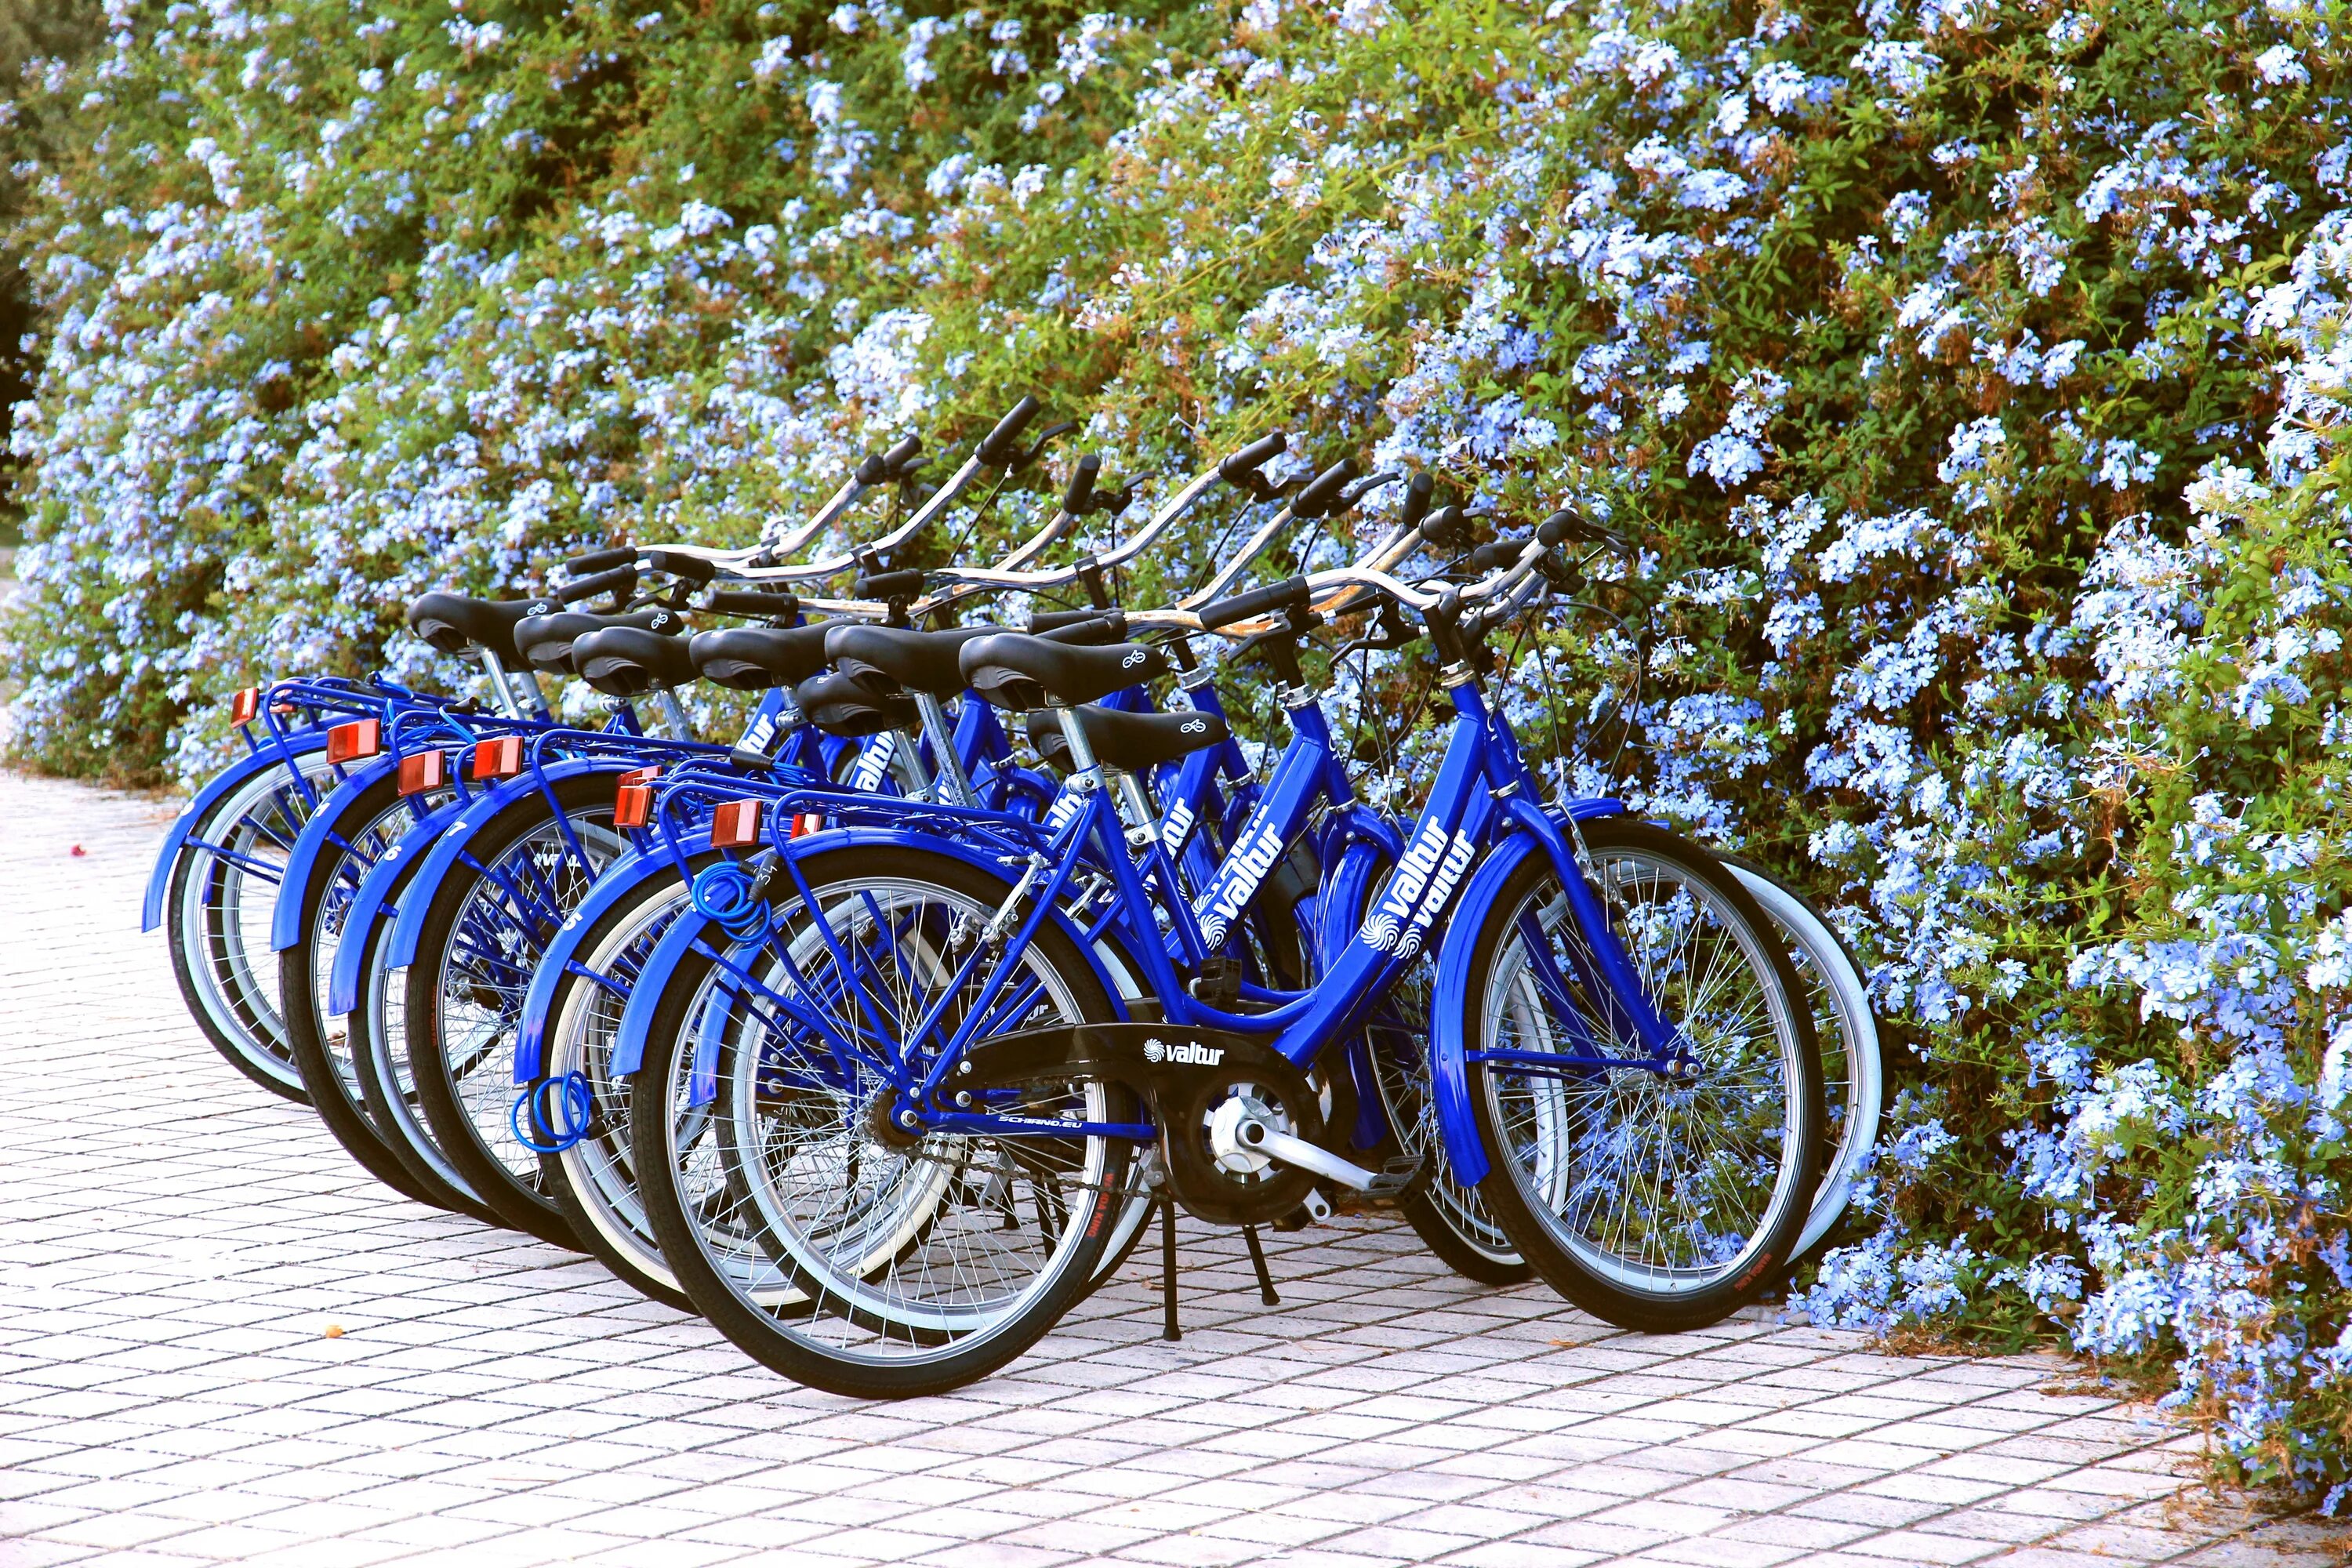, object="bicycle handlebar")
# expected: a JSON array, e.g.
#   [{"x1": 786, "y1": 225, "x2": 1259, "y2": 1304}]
[
  {"x1": 564, "y1": 546, "x2": 635, "y2": 577},
  {"x1": 1290, "y1": 459, "x2": 1358, "y2": 520},
  {"x1": 975, "y1": 396, "x2": 1042, "y2": 466},
  {"x1": 1197, "y1": 575, "x2": 1311, "y2": 631},
  {"x1": 702, "y1": 587, "x2": 801, "y2": 619},
  {"x1": 557, "y1": 564, "x2": 637, "y2": 604},
  {"x1": 1218, "y1": 432, "x2": 1287, "y2": 491},
  {"x1": 855, "y1": 434, "x2": 923, "y2": 486}
]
